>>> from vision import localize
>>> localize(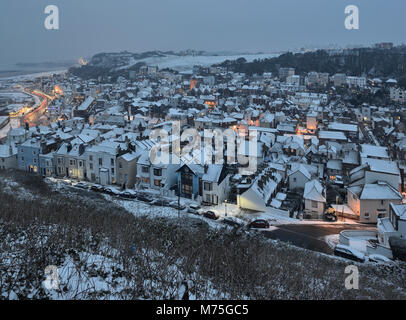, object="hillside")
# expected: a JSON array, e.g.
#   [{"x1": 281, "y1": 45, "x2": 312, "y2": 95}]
[
  {"x1": 68, "y1": 51, "x2": 279, "y2": 80},
  {"x1": 221, "y1": 47, "x2": 406, "y2": 83},
  {"x1": 0, "y1": 169, "x2": 405, "y2": 300}
]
